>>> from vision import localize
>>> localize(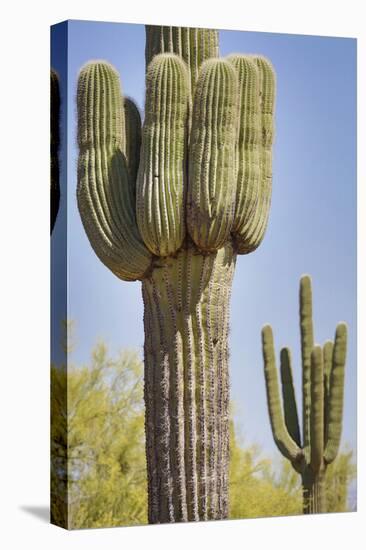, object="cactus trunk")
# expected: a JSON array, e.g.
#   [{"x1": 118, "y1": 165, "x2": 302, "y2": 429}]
[
  {"x1": 143, "y1": 242, "x2": 235, "y2": 522},
  {"x1": 302, "y1": 469, "x2": 326, "y2": 514}
]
